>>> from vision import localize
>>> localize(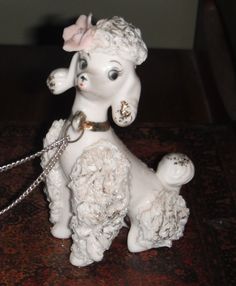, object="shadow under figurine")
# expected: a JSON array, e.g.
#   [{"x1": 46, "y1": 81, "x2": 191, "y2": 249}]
[{"x1": 41, "y1": 14, "x2": 195, "y2": 267}]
